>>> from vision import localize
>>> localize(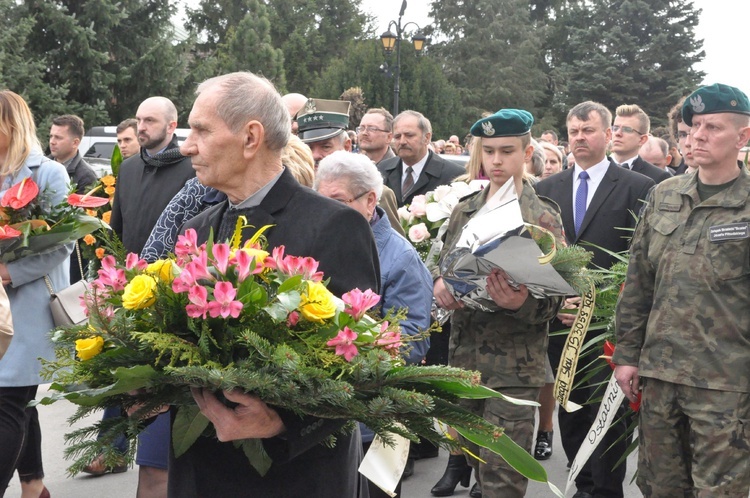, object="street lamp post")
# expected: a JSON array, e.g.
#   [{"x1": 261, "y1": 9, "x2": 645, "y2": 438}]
[{"x1": 380, "y1": 0, "x2": 427, "y2": 116}]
